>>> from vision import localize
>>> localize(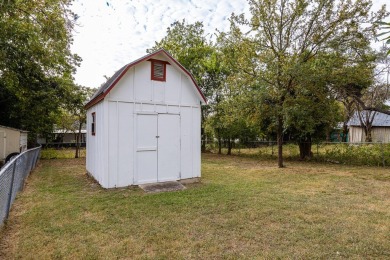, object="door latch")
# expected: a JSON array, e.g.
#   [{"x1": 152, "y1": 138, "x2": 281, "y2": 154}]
[{"x1": 156, "y1": 136, "x2": 160, "y2": 138}]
